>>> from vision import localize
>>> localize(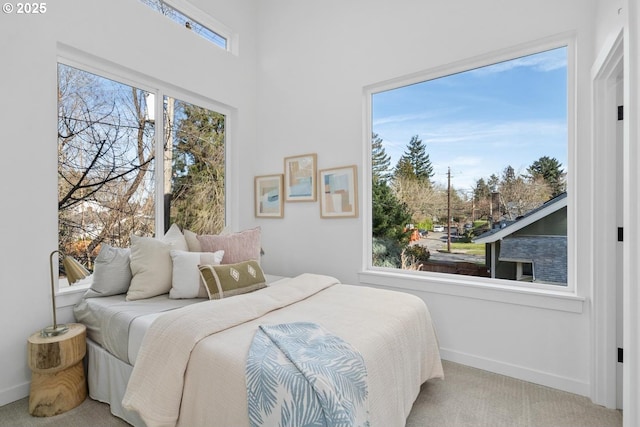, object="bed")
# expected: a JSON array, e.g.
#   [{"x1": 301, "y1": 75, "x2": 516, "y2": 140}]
[{"x1": 74, "y1": 273, "x2": 443, "y2": 427}]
